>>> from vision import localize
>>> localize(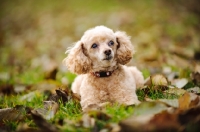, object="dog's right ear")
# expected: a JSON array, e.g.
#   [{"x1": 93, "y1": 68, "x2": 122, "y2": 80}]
[{"x1": 63, "y1": 41, "x2": 91, "y2": 74}]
